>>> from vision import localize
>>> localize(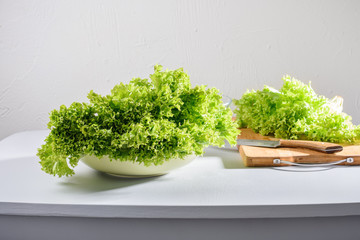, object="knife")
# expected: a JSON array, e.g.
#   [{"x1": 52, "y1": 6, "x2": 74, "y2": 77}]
[{"x1": 237, "y1": 139, "x2": 343, "y2": 154}]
